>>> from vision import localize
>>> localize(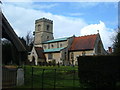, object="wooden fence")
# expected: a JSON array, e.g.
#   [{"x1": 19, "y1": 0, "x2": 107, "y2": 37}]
[{"x1": 2, "y1": 66, "x2": 17, "y2": 88}]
